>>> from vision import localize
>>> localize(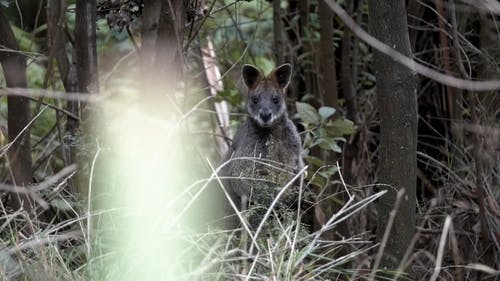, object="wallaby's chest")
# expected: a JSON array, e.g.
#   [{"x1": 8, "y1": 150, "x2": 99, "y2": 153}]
[
  {"x1": 232, "y1": 136, "x2": 290, "y2": 187},
  {"x1": 235, "y1": 130, "x2": 291, "y2": 165},
  {"x1": 229, "y1": 121, "x2": 299, "y2": 186}
]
